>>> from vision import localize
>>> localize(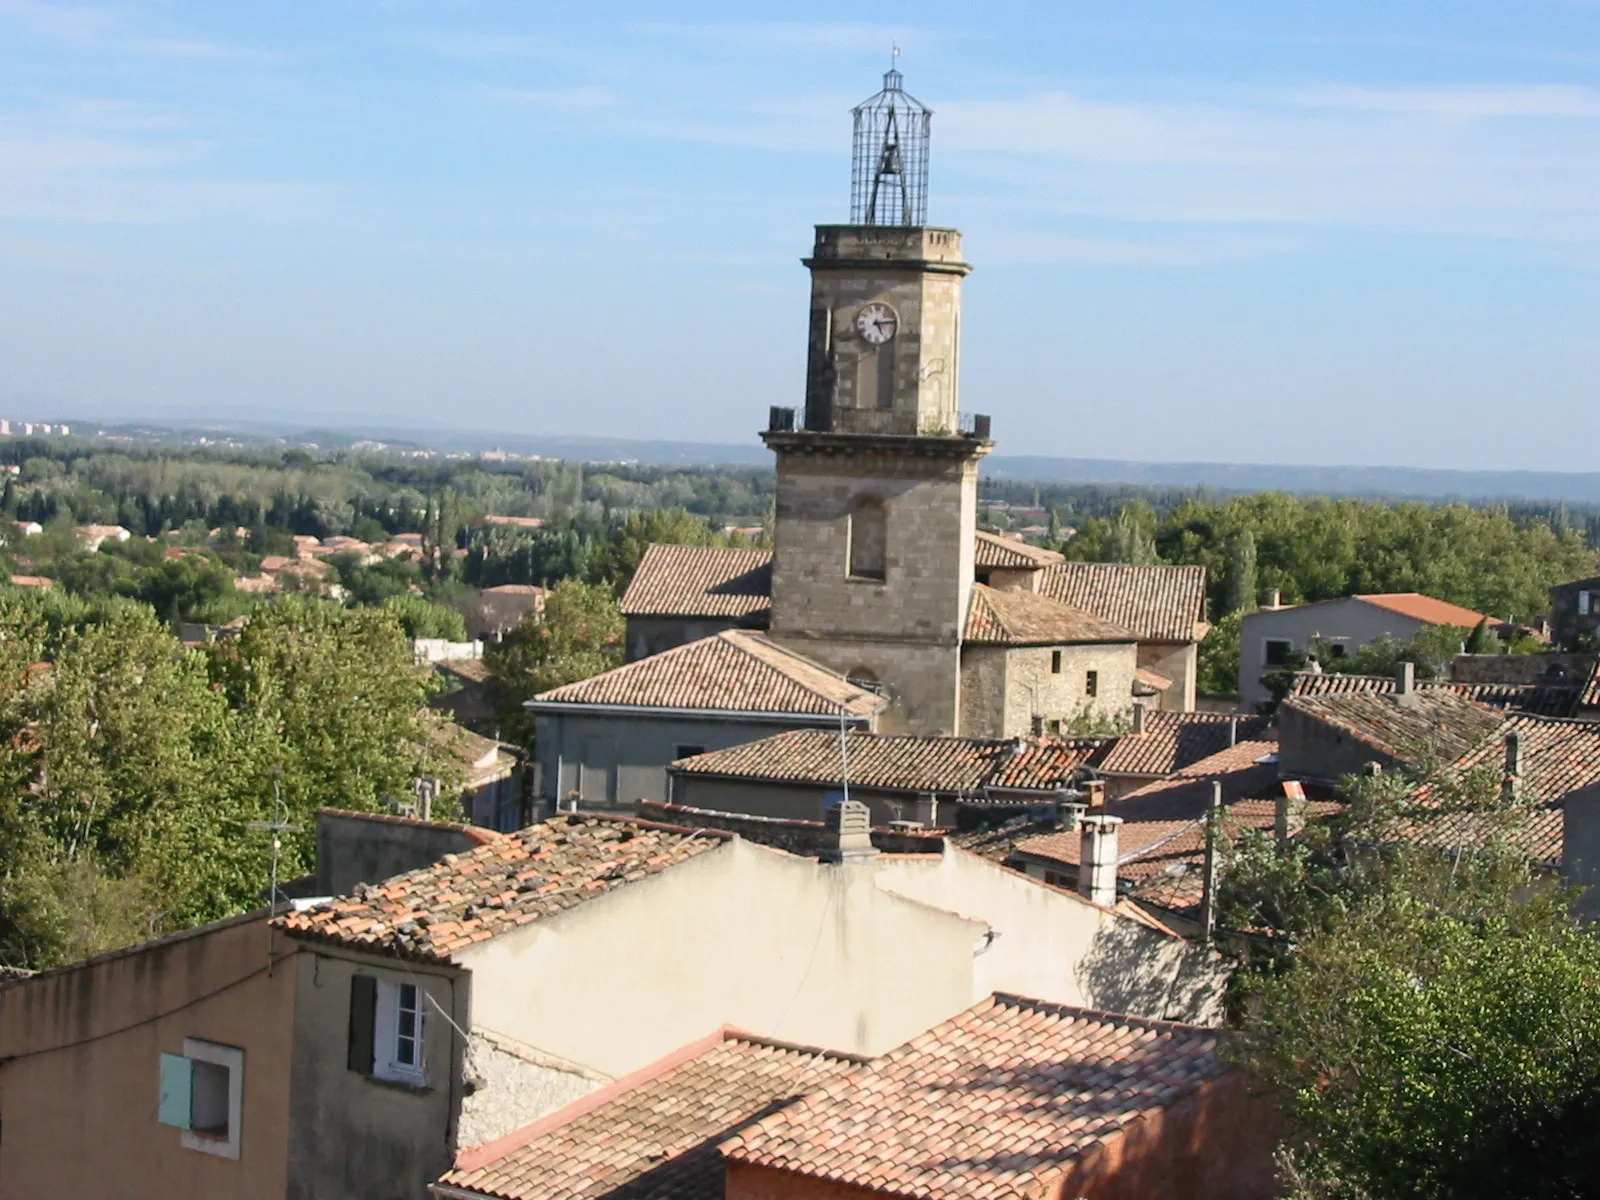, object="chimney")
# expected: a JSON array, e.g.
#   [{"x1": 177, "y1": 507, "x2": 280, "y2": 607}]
[
  {"x1": 821, "y1": 799, "x2": 879, "y2": 864},
  {"x1": 1395, "y1": 661, "x2": 1415, "y2": 697},
  {"x1": 1228, "y1": 716, "x2": 1238, "y2": 748},
  {"x1": 1276, "y1": 779, "x2": 1306, "y2": 842},
  {"x1": 1199, "y1": 781, "x2": 1223, "y2": 944},
  {"x1": 1131, "y1": 702, "x2": 1146, "y2": 735},
  {"x1": 1502, "y1": 732, "x2": 1523, "y2": 803},
  {"x1": 1077, "y1": 814, "x2": 1123, "y2": 907},
  {"x1": 1267, "y1": 589, "x2": 1281, "y2": 609},
  {"x1": 1082, "y1": 778, "x2": 1105, "y2": 809}
]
